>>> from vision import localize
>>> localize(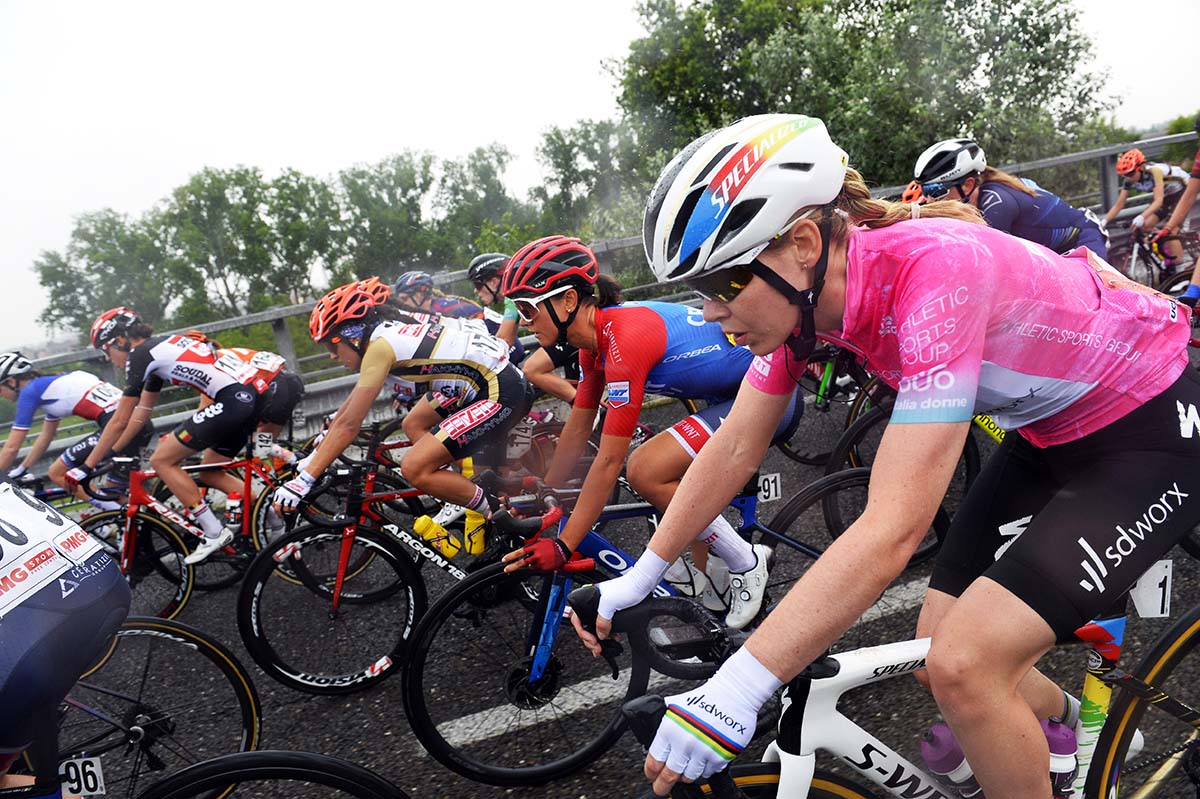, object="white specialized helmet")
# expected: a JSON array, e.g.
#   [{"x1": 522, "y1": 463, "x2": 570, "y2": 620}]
[
  {"x1": 0, "y1": 352, "x2": 32, "y2": 383},
  {"x1": 913, "y1": 138, "x2": 987, "y2": 185},
  {"x1": 643, "y1": 114, "x2": 849, "y2": 283}
]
